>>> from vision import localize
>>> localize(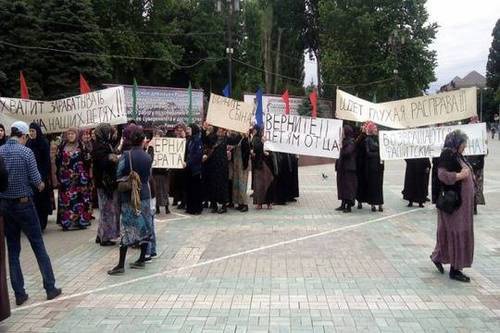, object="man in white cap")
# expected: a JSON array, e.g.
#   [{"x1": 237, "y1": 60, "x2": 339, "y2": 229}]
[{"x1": 0, "y1": 121, "x2": 61, "y2": 306}]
